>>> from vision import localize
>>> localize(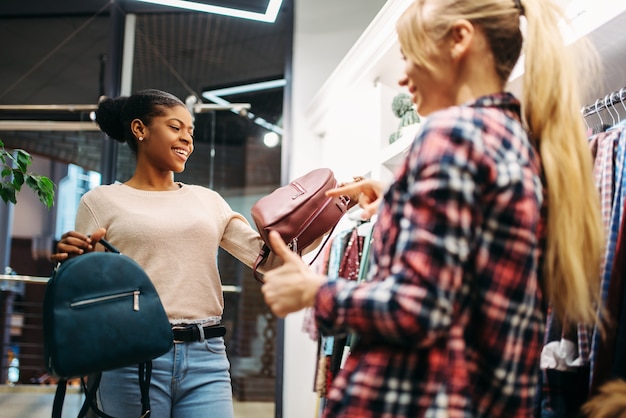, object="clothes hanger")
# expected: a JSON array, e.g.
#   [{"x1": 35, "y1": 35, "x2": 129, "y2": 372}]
[
  {"x1": 609, "y1": 92, "x2": 619, "y2": 123},
  {"x1": 591, "y1": 99, "x2": 611, "y2": 135},
  {"x1": 604, "y1": 94, "x2": 616, "y2": 126},
  {"x1": 609, "y1": 91, "x2": 623, "y2": 124},
  {"x1": 595, "y1": 99, "x2": 604, "y2": 126},
  {"x1": 619, "y1": 87, "x2": 626, "y2": 122}
]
